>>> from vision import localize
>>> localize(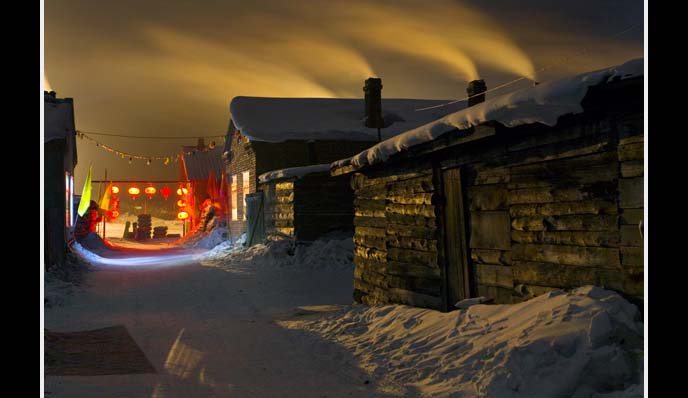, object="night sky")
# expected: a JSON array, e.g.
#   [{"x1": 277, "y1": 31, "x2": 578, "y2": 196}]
[{"x1": 44, "y1": 0, "x2": 644, "y2": 188}]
